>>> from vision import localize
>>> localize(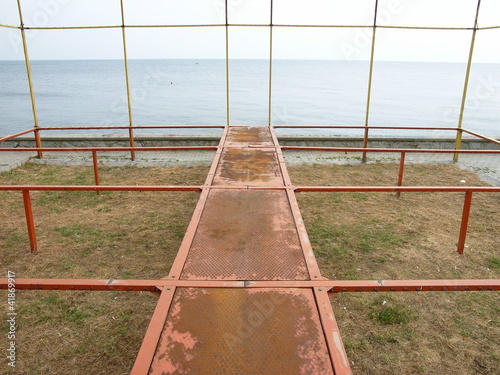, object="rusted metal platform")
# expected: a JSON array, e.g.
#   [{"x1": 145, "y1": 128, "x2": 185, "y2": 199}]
[
  {"x1": 132, "y1": 126, "x2": 350, "y2": 374},
  {"x1": 2, "y1": 125, "x2": 498, "y2": 374}
]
